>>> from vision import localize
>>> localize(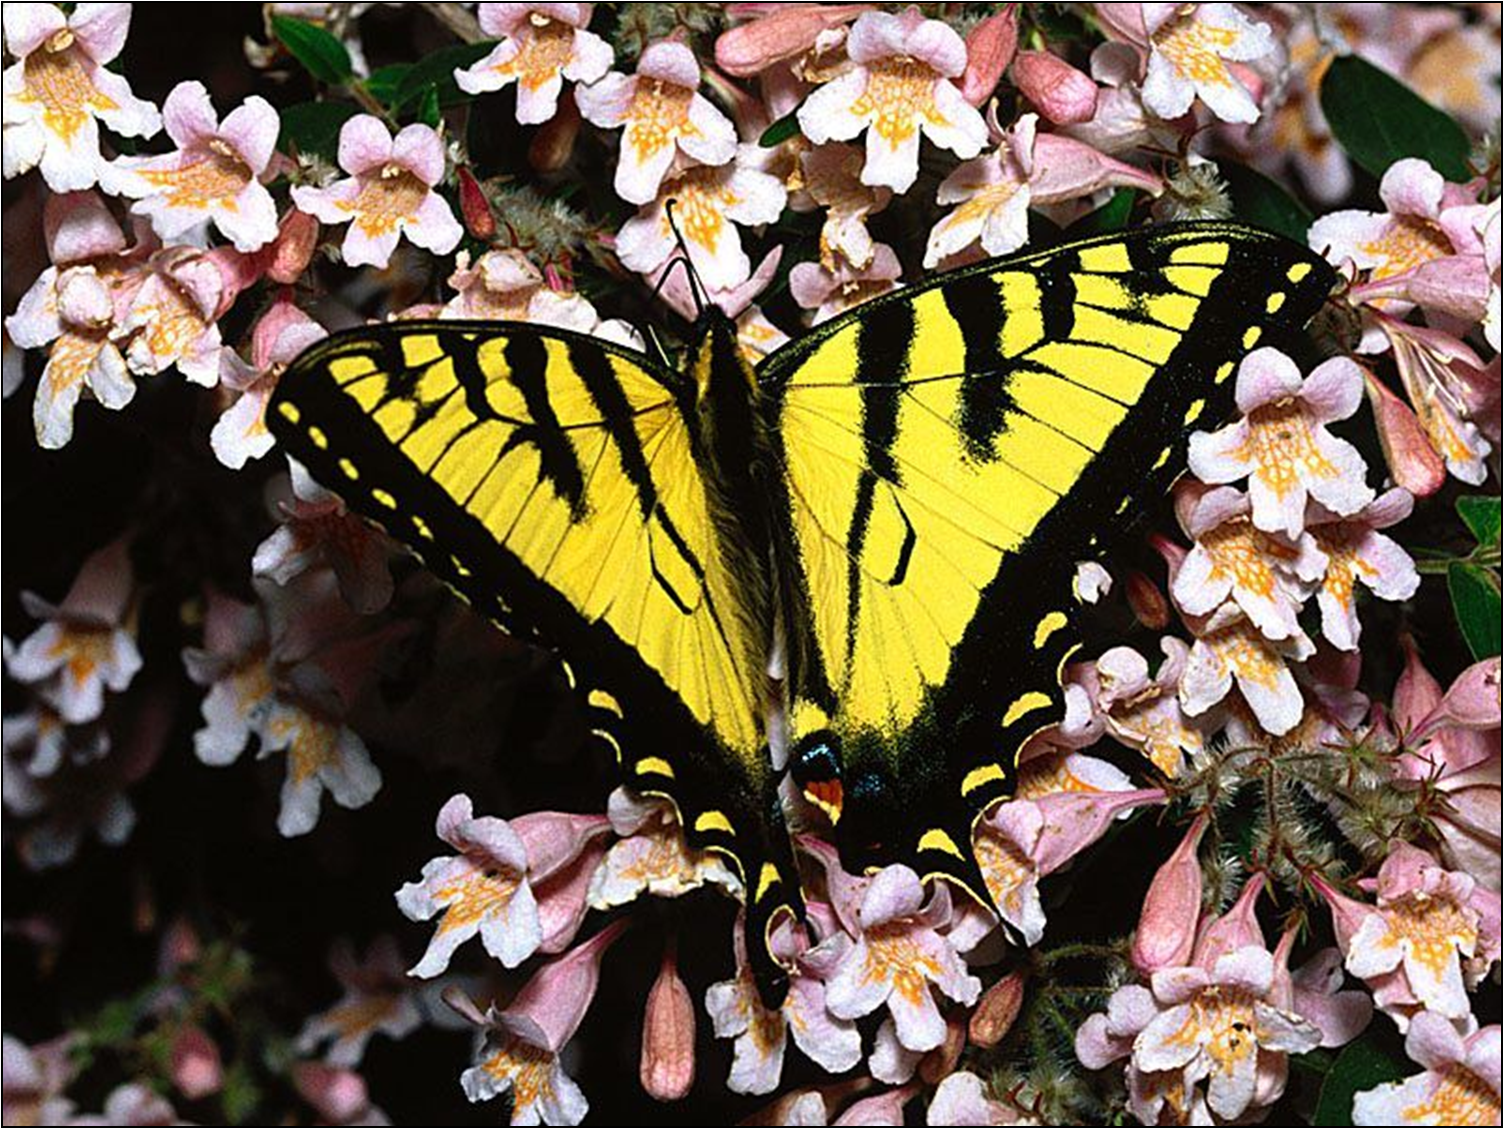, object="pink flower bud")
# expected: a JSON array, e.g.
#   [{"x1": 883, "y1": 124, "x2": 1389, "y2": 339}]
[
  {"x1": 513, "y1": 810, "x2": 612, "y2": 883},
  {"x1": 457, "y1": 167, "x2": 496, "y2": 242},
  {"x1": 715, "y1": 4, "x2": 870, "y2": 77},
  {"x1": 1307, "y1": 873, "x2": 1375, "y2": 955},
  {"x1": 292, "y1": 1062, "x2": 370, "y2": 1124},
  {"x1": 266, "y1": 207, "x2": 320, "y2": 285},
  {"x1": 969, "y1": 971, "x2": 1025, "y2": 1047},
  {"x1": 156, "y1": 916, "x2": 202, "y2": 977},
  {"x1": 640, "y1": 944, "x2": 696, "y2": 1102},
  {"x1": 1365, "y1": 369, "x2": 1447, "y2": 498},
  {"x1": 1125, "y1": 569, "x2": 1170, "y2": 631},
  {"x1": 1132, "y1": 813, "x2": 1207, "y2": 975},
  {"x1": 1013, "y1": 49, "x2": 1098, "y2": 124},
  {"x1": 170, "y1": 1025, "x2": 223, "y2": 1101},
  {"x1": 959, "y1": 6, "x2": 1019, "y2": 106},
  {"x1": 1192, "y1": 873, "x2": 1265, "y2": 967}
]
